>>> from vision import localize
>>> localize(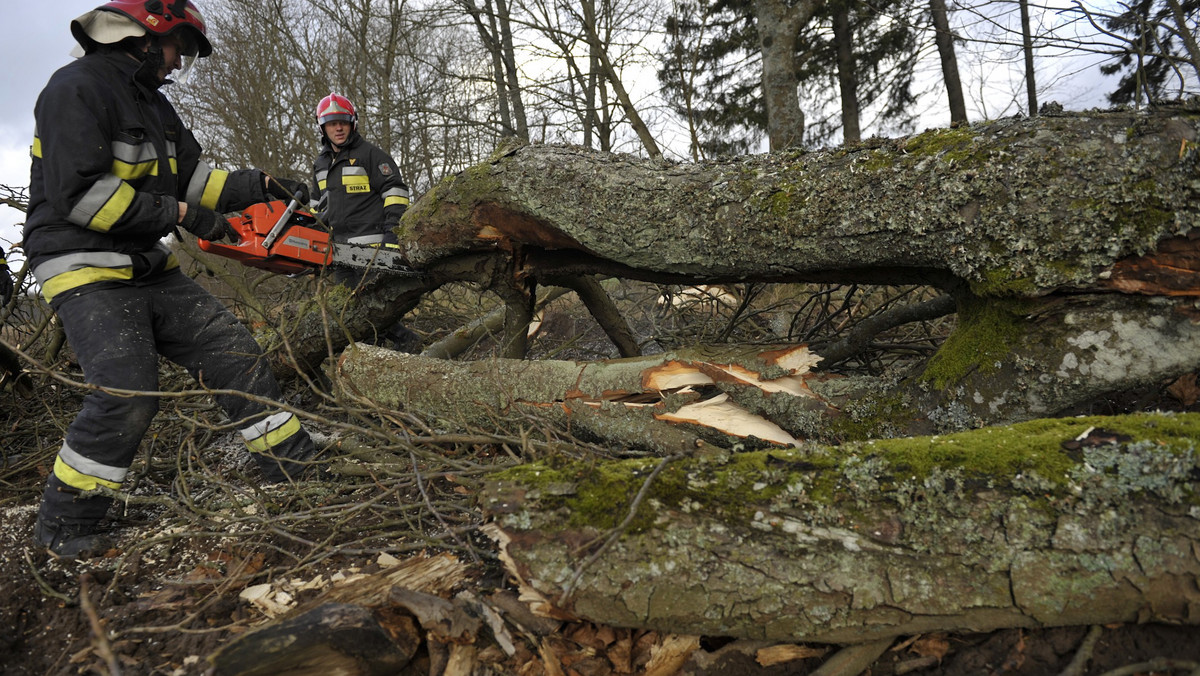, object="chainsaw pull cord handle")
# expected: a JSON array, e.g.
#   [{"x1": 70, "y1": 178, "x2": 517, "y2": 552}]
[{"x1": 260, "y1": 197, "x2": 301, "y2": 251}]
